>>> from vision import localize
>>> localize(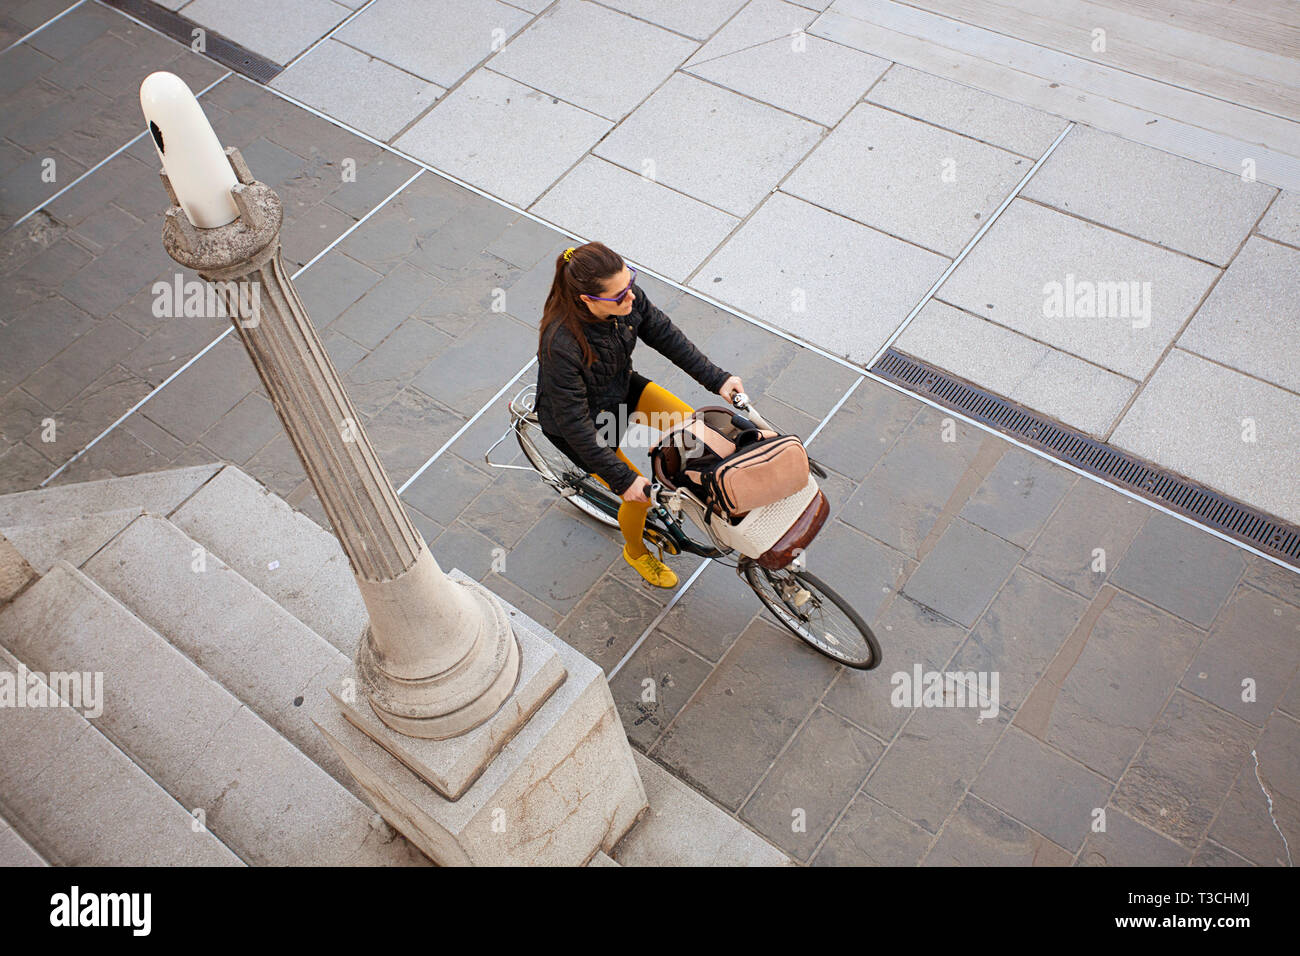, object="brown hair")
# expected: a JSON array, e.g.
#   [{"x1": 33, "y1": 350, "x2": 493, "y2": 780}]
[{"x1": 539, "y1": 241, "x2": 626, "y2": 368}]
